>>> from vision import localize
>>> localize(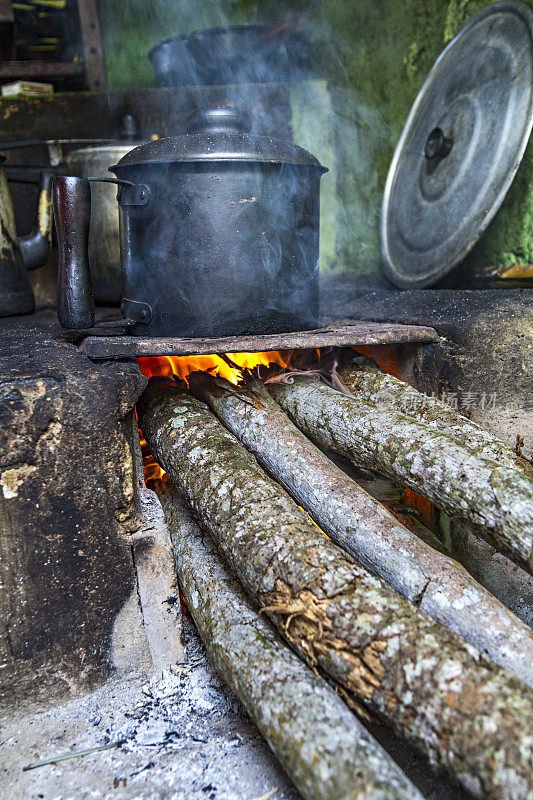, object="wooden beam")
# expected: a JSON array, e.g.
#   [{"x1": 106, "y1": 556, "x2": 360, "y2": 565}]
[
  {"x1": 0, "y1": 84, "x2": 293, "y2": 143},
  {"x1": 79, "y1": 321, "x2": 439, "y2": 359},
  {"x1": 76, "y1": 0, "x2": 107, "y2": 91},
  {"x1": 0, "y1": 1, "x2": 14, "y2": 60}
]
